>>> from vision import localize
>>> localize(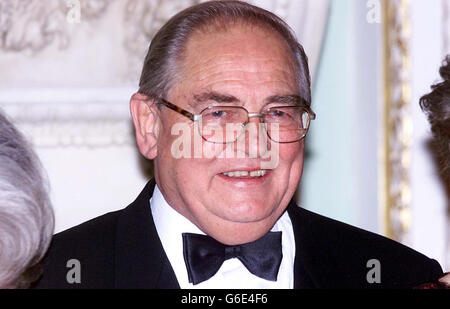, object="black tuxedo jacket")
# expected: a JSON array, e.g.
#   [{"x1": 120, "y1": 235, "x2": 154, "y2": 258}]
[{"x1": 35, "y1": 179, "x2": 443, "y2": 288}]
